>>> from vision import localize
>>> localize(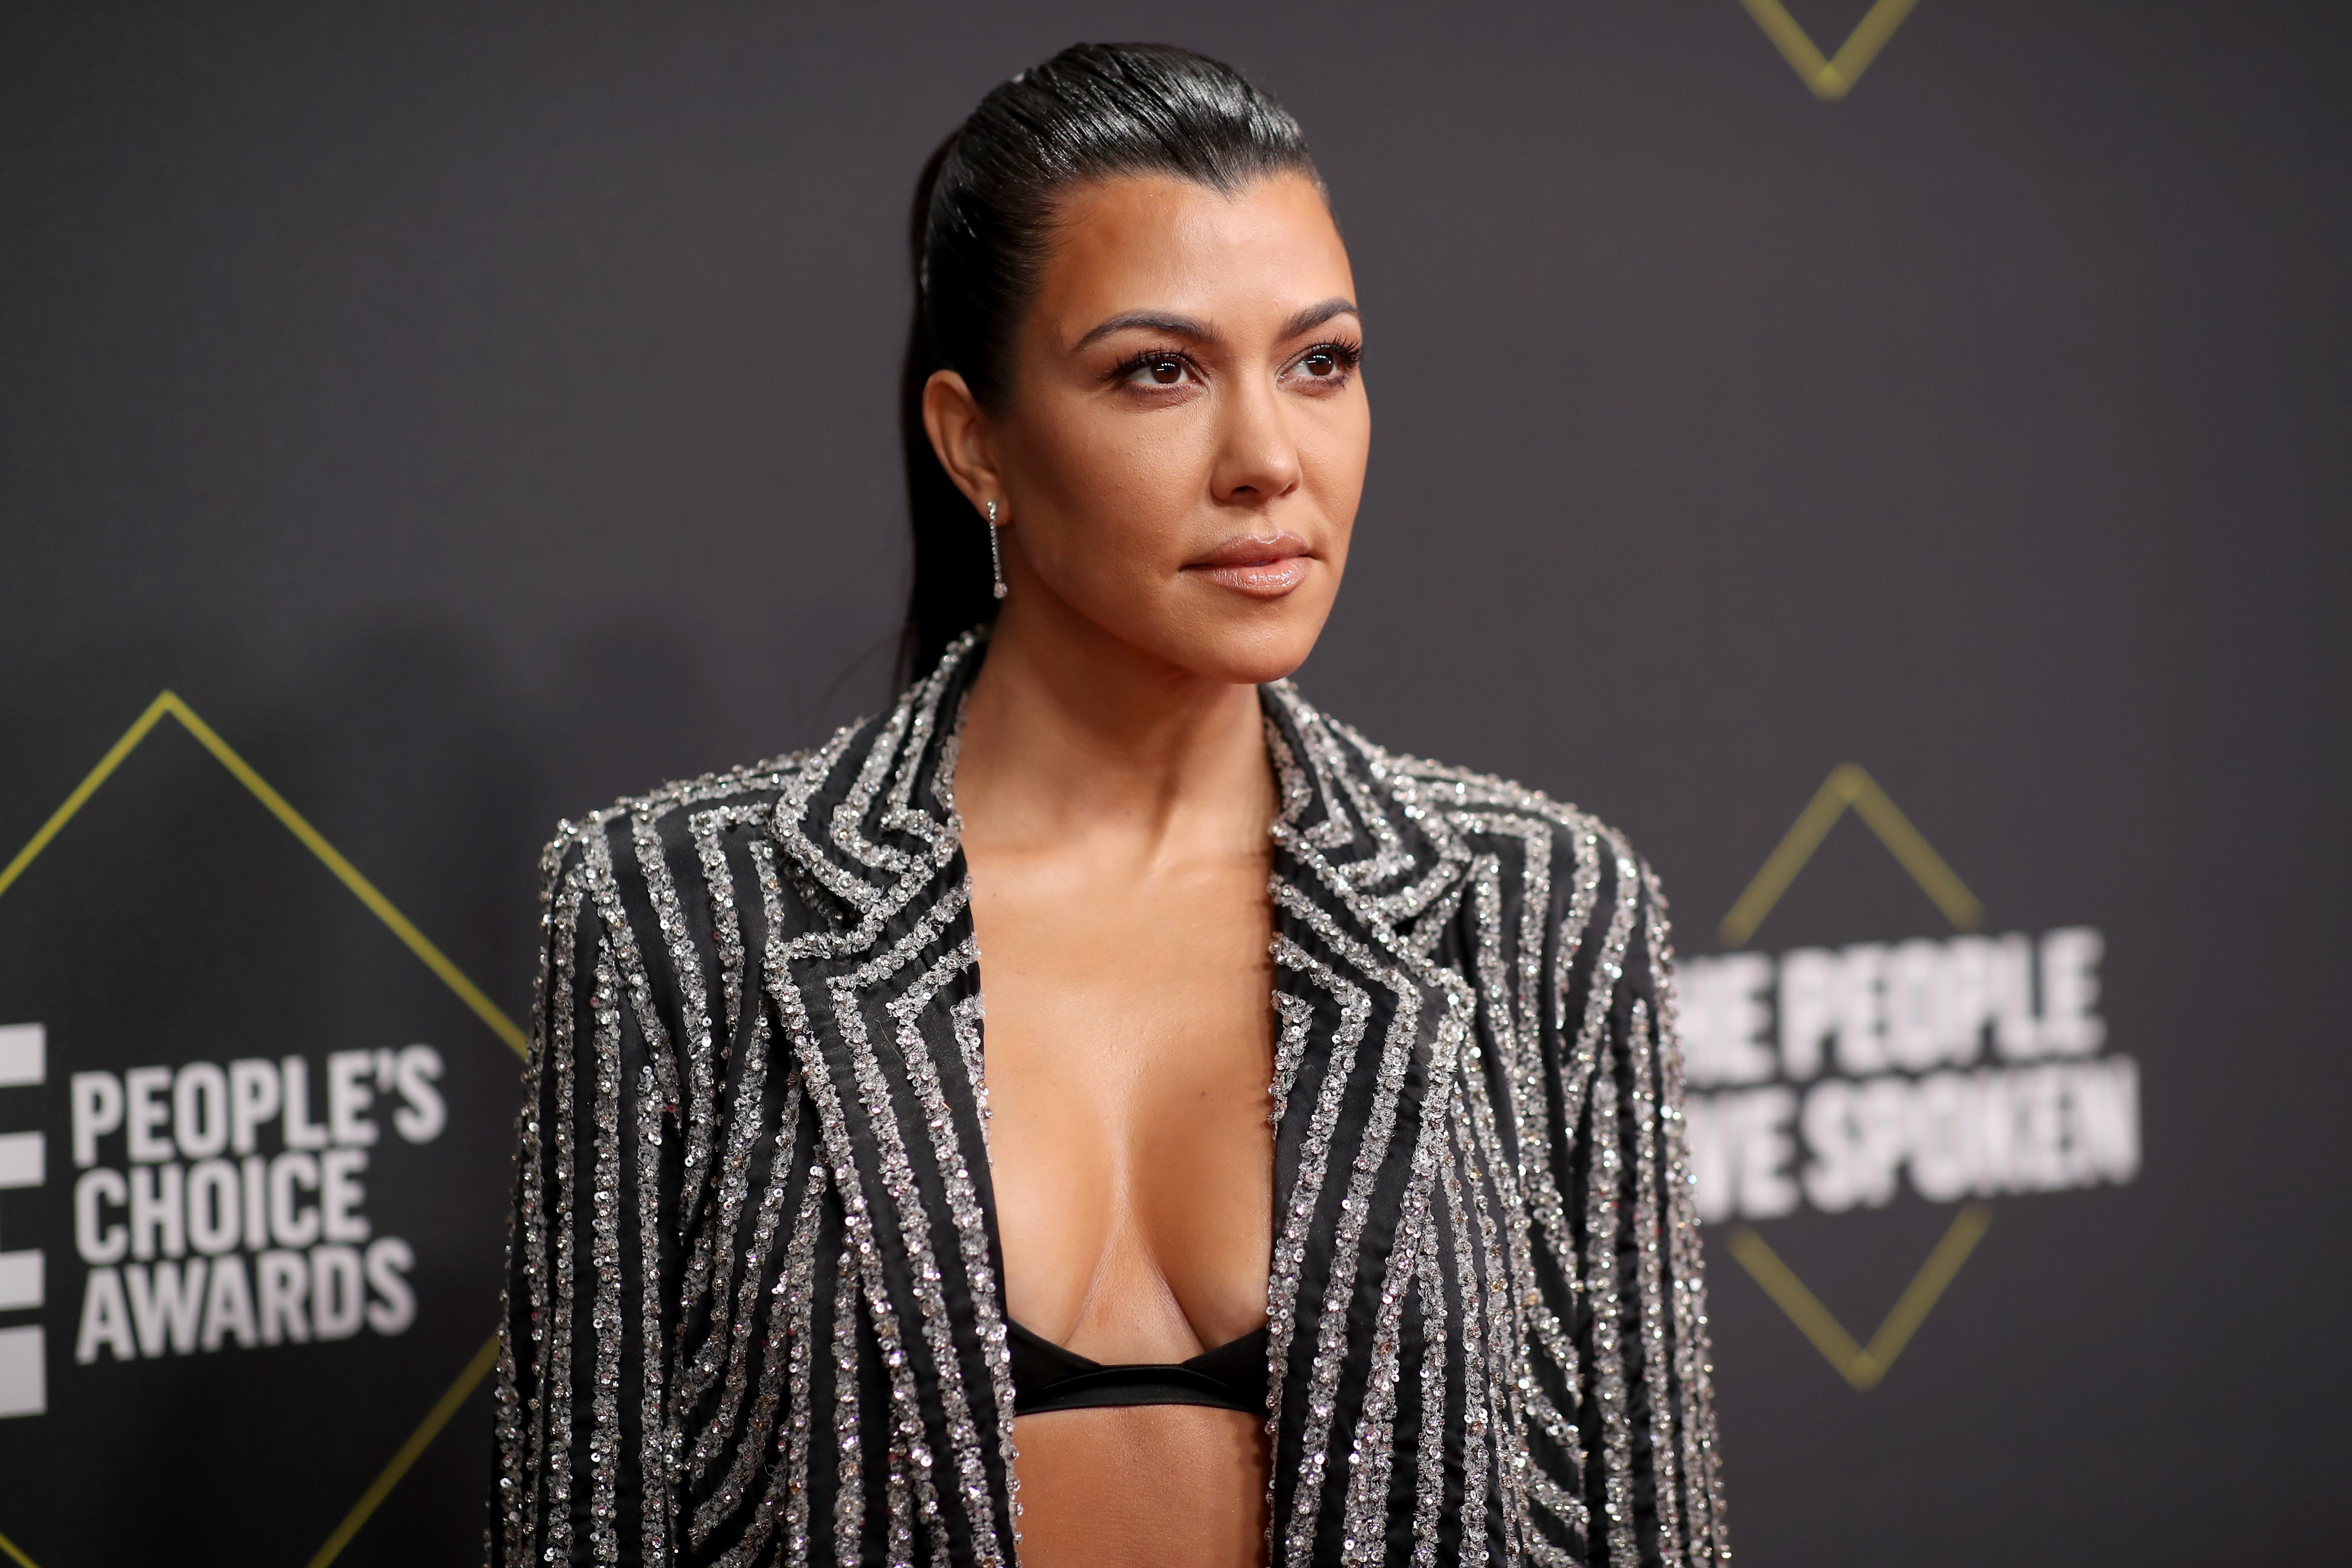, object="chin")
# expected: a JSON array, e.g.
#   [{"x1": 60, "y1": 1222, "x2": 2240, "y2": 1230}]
[{"x1": 1160, "y1": 611, "x2": 1329, "y2": 688}]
